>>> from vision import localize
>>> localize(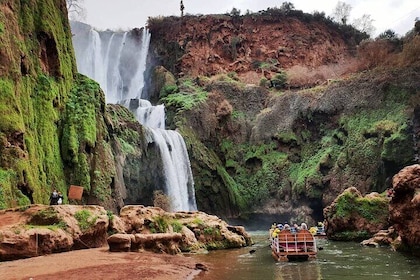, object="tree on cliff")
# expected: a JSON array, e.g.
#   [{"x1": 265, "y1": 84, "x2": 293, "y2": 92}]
[
  {"x1": 332, "y1": 2, "x2": 375, "y2": 37},
  {"x1": 66, "y1": 0, "x2": 86, "y2": 21},
  {"x1": 352, "y1": 14, "x2": 376, "y2": 37},
  {"x1": 332, "y1": 1, "x2": 352, "y2": 25}
]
